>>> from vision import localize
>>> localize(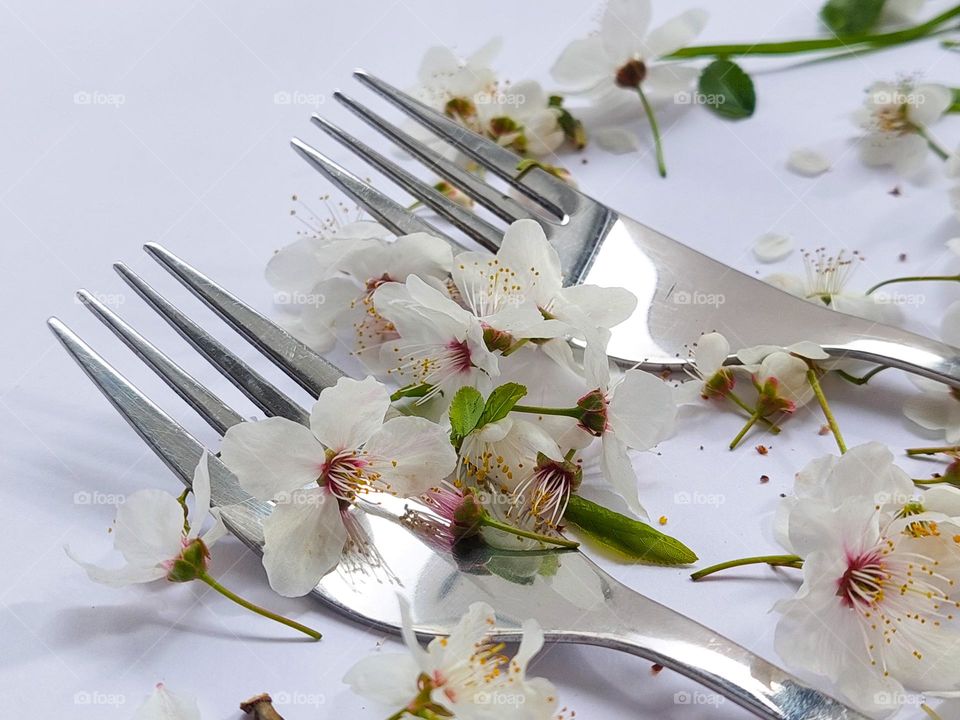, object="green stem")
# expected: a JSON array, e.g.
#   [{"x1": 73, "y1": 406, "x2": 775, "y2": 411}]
[
  {"x1": 807, "y1": 368, "x2": 846, "y2": 454},
  {"x1": 834, "y1": 365, "x2": 889, "y2": 386},
  {"x1": 915, "y1": 124, "x2": 951, "y2": 160},
  {"x1": 906, "y1": 445, "x2": 960, "y2": 456},
  {"x1": 481, "y1": 515, "x2": 579, "y2": 548},
  {"x1": 691, "y1": 554, "x2": 803, "y2": 581},
  {"x1": 914, "y1": 476, "x2": 954, "y2": 486},
  {"x1": 922, "y1": 702, "x2": 944, "y2": 720},
  {"x1": 636, "y1": 85, "x2": 667, "y2": 177},
  {"x1": 198, "y1": 573, "x2": 322, "y2": 640},
  {"x1": 667, "y1": 4, "x2": 960, "y2": 58},
  {"x1": 390, "y1": 383, "x2": 432, "y2": 402},
  {"x1": 512, "y1": 404, "x2": 583, "y2": 419},
  {"x1": 502, "y1": 338, "x2": 530, "y2": 356},
  {"x1": 727, "y1": 392, "x2": 781, "y2": 433},
  {"x1": 729, "y1": 411, "x2": 761, "y2": 450},
  {"x1": 866, "y1": 274, "x2": 960, "y2": 294}
]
